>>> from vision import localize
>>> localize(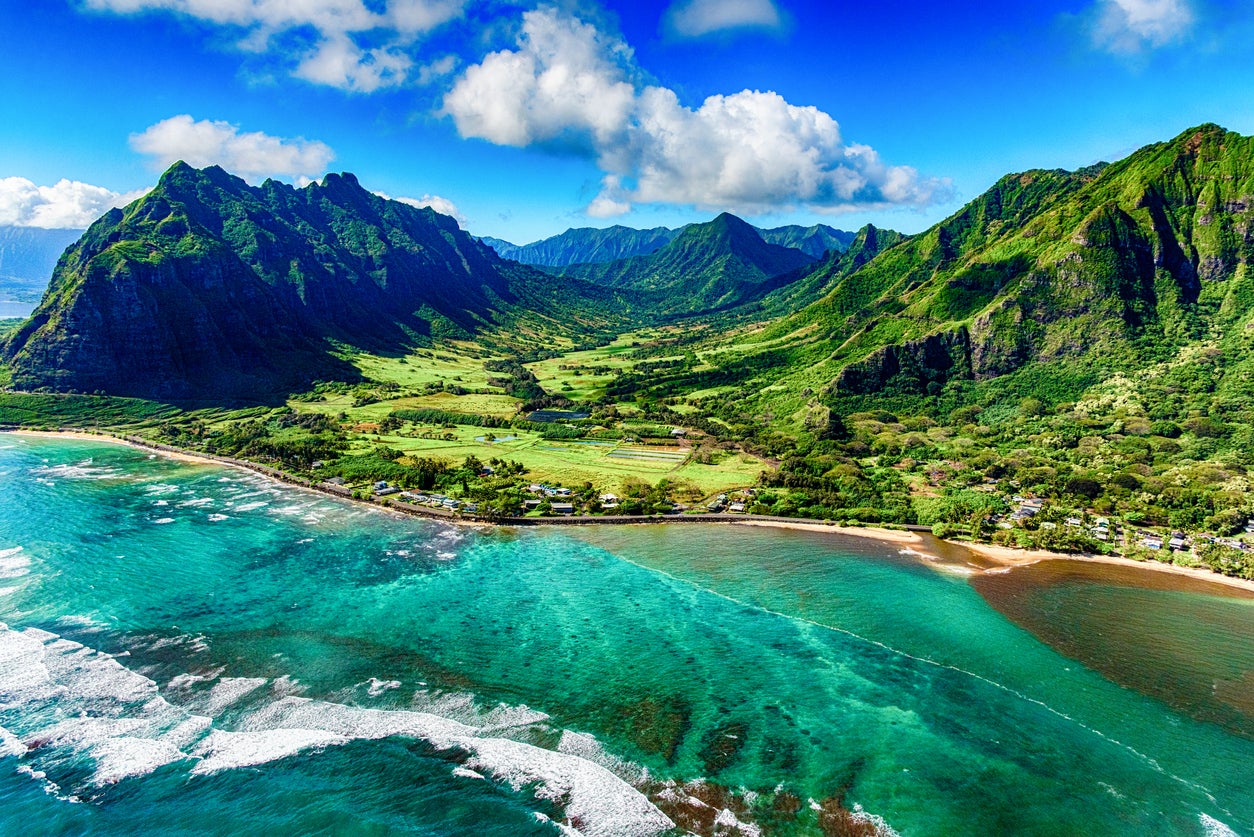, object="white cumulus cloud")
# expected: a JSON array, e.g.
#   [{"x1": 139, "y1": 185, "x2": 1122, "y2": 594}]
[
  {"x1": 84, "y1": 0, "x2": 465, "y2": 91},
  {"x1": 443, "y1": 8, "x2": 948, "y2": 217},
  {"x1": 1090, "y1": 0, "x2": 1195, "y2": 52},
  {"x1": 293, "y1": 34, "x2": 413, "y2": 93},
  {"x1": 664, "y1": 0, "x2": 784, "y2": 38},
  {"x1": 130, "y1": 115, "x2": 336, "y2": 183},
  {"x1": 0, "y1": 177, "x2": 147, "y2": 229},
  {"x1": 441, "y1": 10, "x2": 637, "y2": 153}
]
